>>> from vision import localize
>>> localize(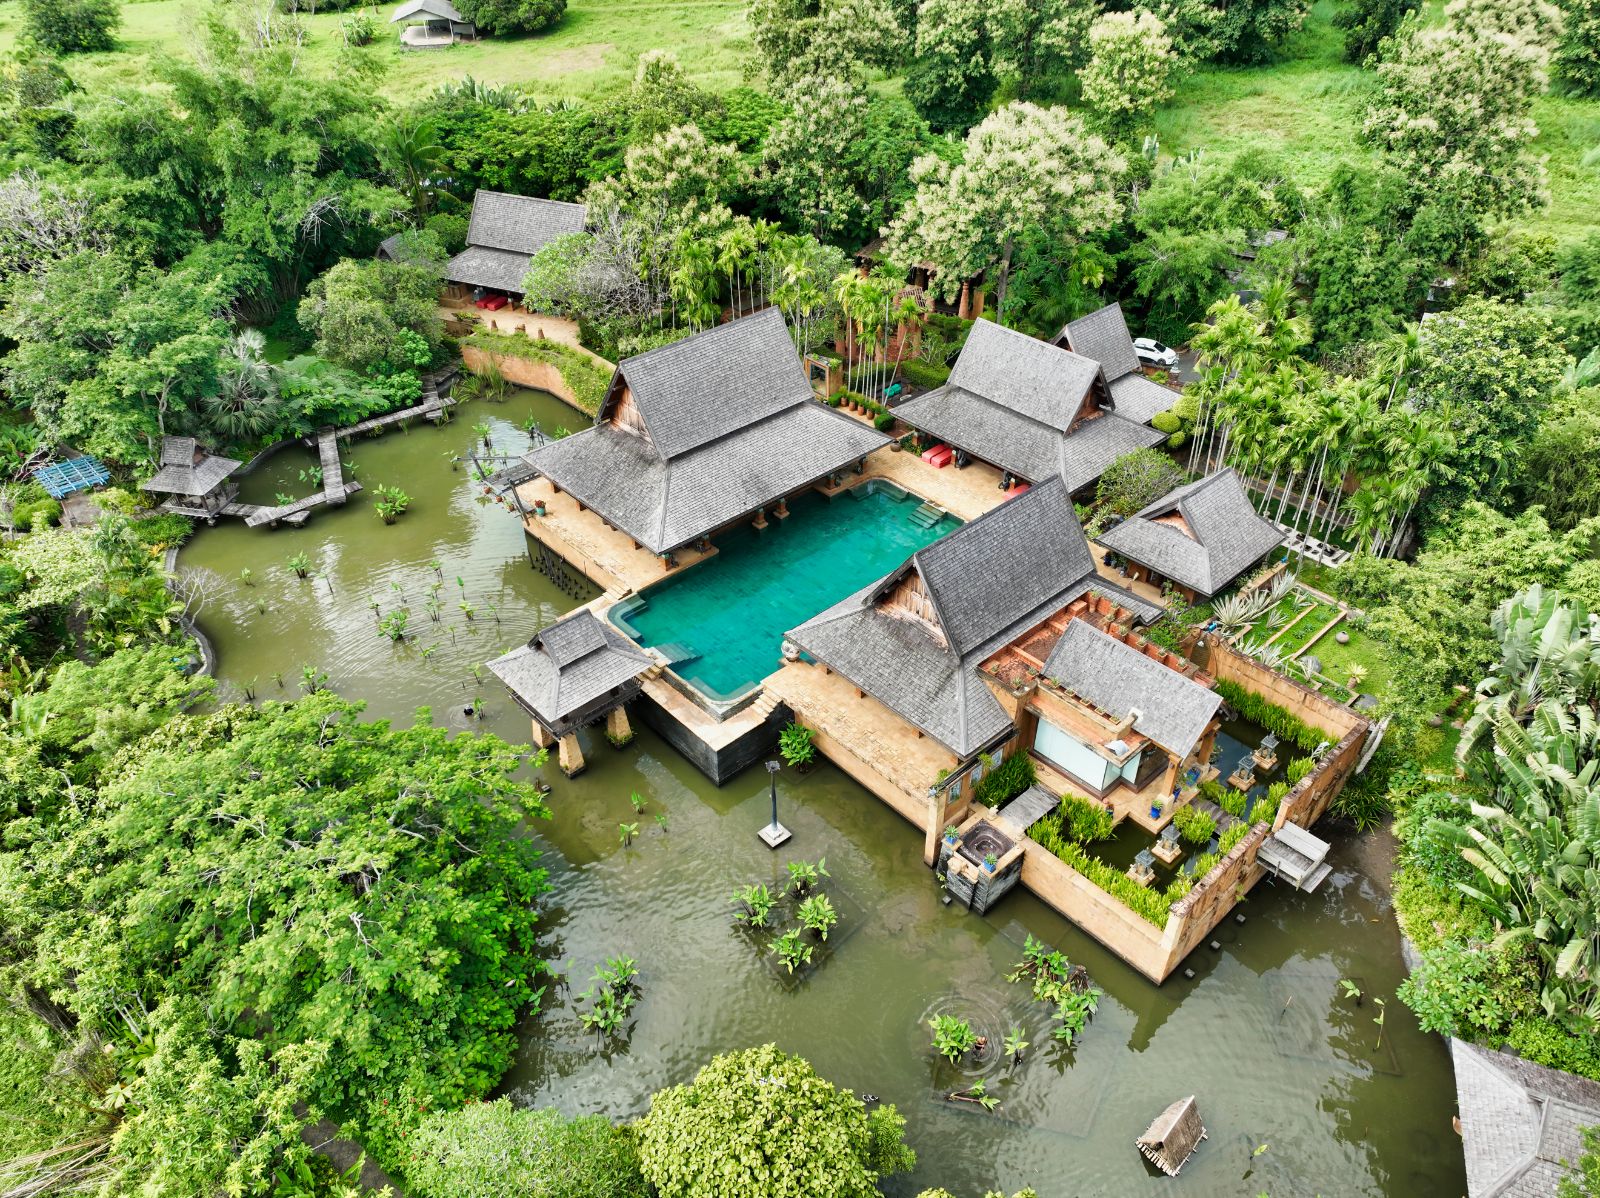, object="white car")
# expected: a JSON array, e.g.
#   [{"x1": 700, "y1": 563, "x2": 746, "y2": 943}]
[{"x1": 1133, "y1": 337, "x2": 1180, "y2": 369}]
